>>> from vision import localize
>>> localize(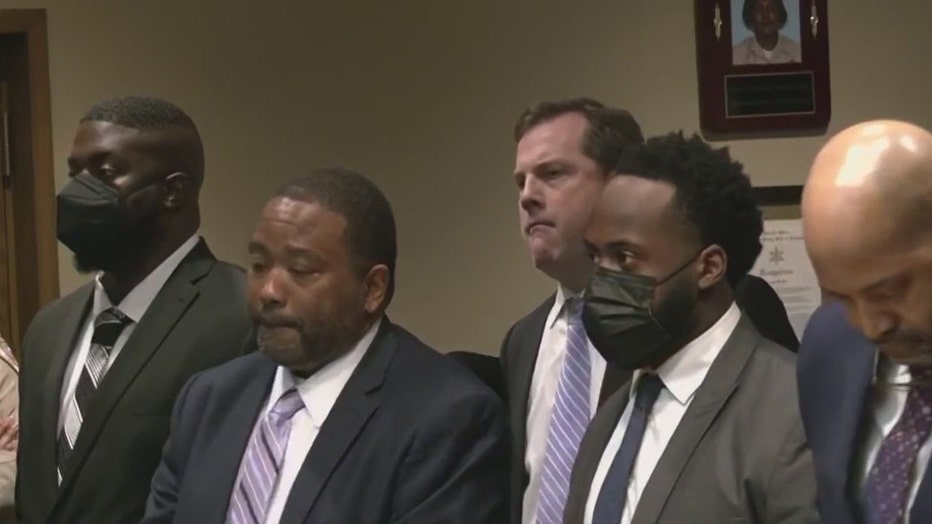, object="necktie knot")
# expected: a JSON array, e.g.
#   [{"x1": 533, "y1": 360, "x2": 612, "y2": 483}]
[
  {"x1": 269, "y1": 388, "x2": 303, "y2": 422},
  {"x1": 92, "y1": 307, "x2": 130, "y2": 348},
  {"x1": 565, "y1": 297, "x2": 584, "y2": 326},
  {"x1": 634, "y1": 373, "x2": 664, "y2": 412}
]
